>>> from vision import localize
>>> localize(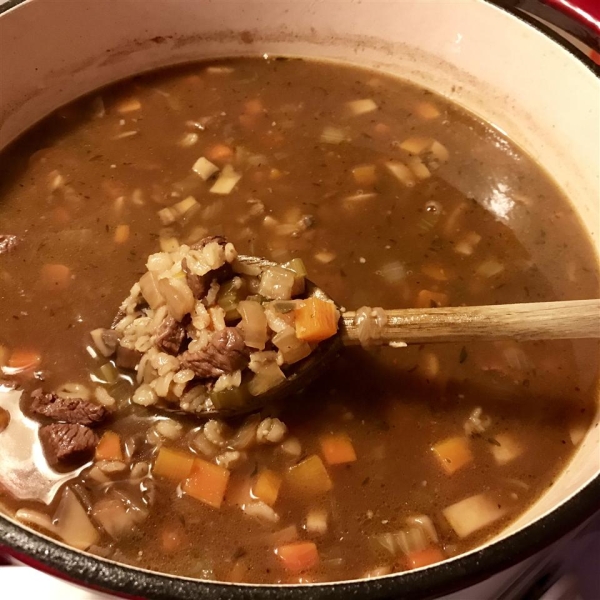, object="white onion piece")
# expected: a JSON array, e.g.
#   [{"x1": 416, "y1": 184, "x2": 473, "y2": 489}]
[
  {"x1": 443, "y1": 494, "x2": 506, "y2": 538},
  {"x1": 157, "y1": 277, "x2": 194, "y2": 321},
  {"x1": 490, "y1": 434, "x2": 523, "y2": 465},
  {"x1": 346, "y1": 98, "x2": 378, "y2": 115},
  {"x1": 238, "y1": 300, "x2": 268, "y2": 350},
  {"x1": 385, "y1": 162, "x2": 416, "y2": 187},
  {"x1": 139, "y1": 271, "x2": 165, "y2": 309},
  {"x1": 258, "y1": 266, "x2": 295, "y2": 300},
  {"x1": 210, "y1": 164, "x2": 241, "y2": 195},
  {"x1": 54, "y1": 488, "x2": 100, "y2": 550},
  {"x1": 192, "y1": 156, "x2": 219, "y2": 181}
]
